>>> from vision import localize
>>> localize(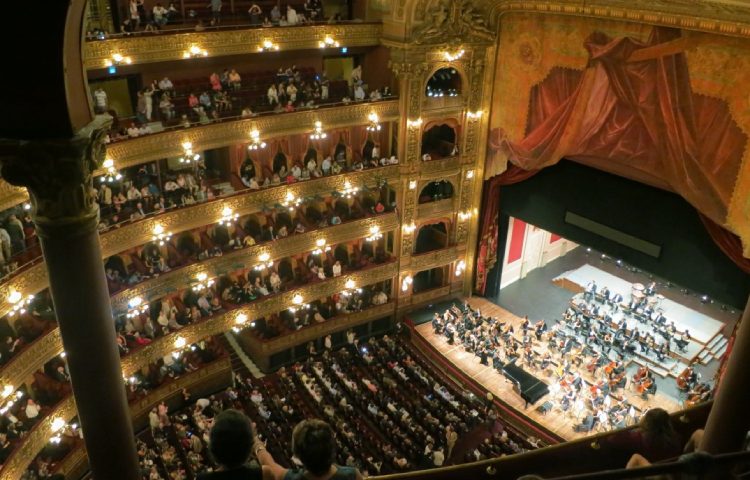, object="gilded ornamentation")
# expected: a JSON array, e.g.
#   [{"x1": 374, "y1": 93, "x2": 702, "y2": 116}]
[
  {"x1": 106, "y1": 101, "x2": 399, "y2": 170},
  {"x1": 410, "y1": 285, "x2": 452, "y2": 305},
  {"x1": 412, "y1": 0, "x2": 494, "y2": 44},
  {"x1": 0, "y1": 329, "x2": 63, "y2": 392},
  {"x1": 418, "y1": 158, "x2": 460, "y2": 180},
  {"x1": 0, "y1": 180, "x2": 28, "y2": 211},
  {"x1": 84, "y1": 24, "x2": 382, "y2": 68},
  {"x1": 0, "y1": 117, "x2": 111, "y2": 230},
  {"x1": 410, "y1": 246, "x2": 459, "y2": 271},
  {"x1": 416, "y1": 197, "x2": 456, "y2": 219}
]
